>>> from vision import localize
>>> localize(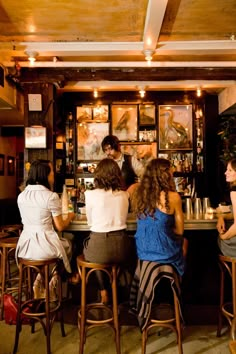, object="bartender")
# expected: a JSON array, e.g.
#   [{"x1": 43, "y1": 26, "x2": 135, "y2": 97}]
[{"x1": 101, "y1": 135, "x2": 144, "y2": 190}]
